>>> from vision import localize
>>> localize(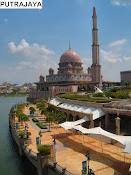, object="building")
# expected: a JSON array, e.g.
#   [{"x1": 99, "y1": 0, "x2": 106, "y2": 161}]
[
  {"x1": 27, "y1": 7, "x2": 102, "y2": 102},
  {"x1": 121, "y1": 71, "x2": 131, "y2": 85}
]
